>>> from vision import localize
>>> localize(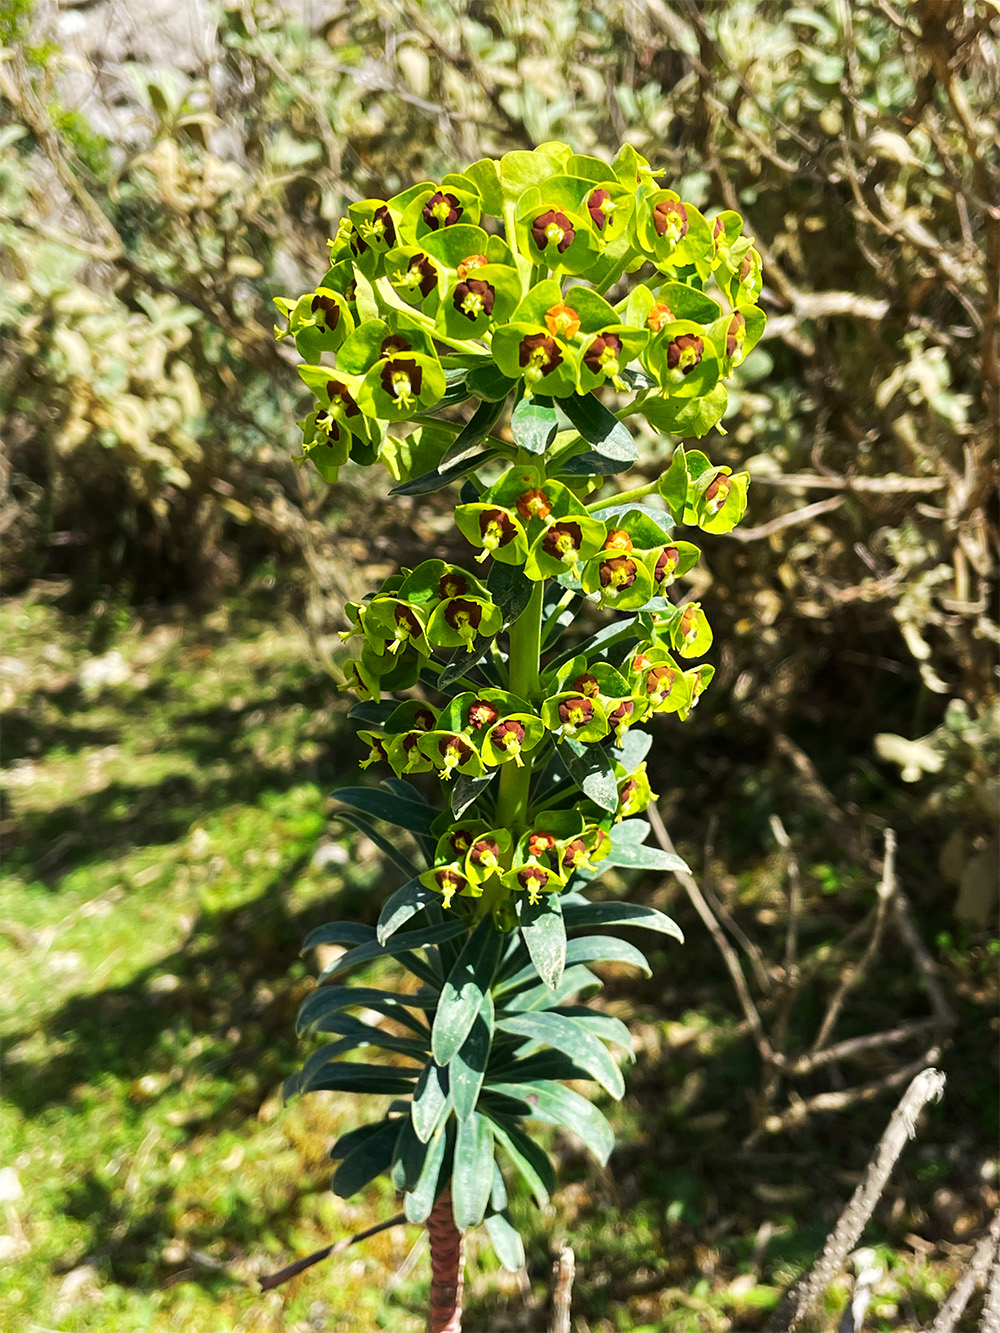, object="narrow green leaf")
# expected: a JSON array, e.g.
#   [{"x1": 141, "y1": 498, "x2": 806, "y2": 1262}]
[
  {"x1": 331, "y1": 1118, "x2": 392, "y2": 1162},
  {"x1": 404, "y1": 1120, "x2": 449, "y2": 1223},
  {"x1": 499, "y1": 964, "x2": 602, "y2": 1011},
  {"x1": 559, "y1": 934, "x2": 650, "y2": 977},
  {"x1": 332, "y1": 785, "x2": 438, "y2": 835},
  {"x1": 432, "y1": 916, "x2": 503, "y2": 1065},
  {"x1": 487, "y1": 559, "x2": 535, "y2": 627},
  {"x1": 439, "y1": 641, "x2": 490, "y2": 687},
  {"x1": 560, "y1": 394, "x2": 637, "y2": 462},
  {"x1": 451, "y1": 768, "x2": 497, "y2": 819},
  {"x1": 552, "y1": 1006, "x2": 634, "y2": 1056},
  {"x1": 451, "y1": 990, "x2": 494, "y2": 1120},
  {"x1": 412, "y1": 1061, "x2": 450, "y2": 1143},
  {"x1": 467, "y1": 362, "x2": 517, "y2": 401},
  {"x1": 348, "y1": 700, "x2": 395, "y2": 726},
  {"x1": 487, "y1": 1079, "x2": 615, "y2": 1166},
  {"x1": 441, "y1": 396, "x2": 506, "y2": 465},
  {"x1": 608, "y1": 729, "x2": 652, "y2": 772},
  {"x1": 392, "y1": 1115, "x2": 430, "y2": 1191},
  {"x1": 484, "y1": 1213, "x2": 525, "y2": 1271},
  {"x1": 602, "y1": 842, "x2": 690, "y2": 873},
  {"x1": 302, "y1": 921, "x2": 377, "y2": 951},
  {"x1": 490, "y1": 1163, "x2": 507, "y2": 1213},
  {"x1": 562, "y1": 737, "x2": 618, "y2": 812},
  {"x1": 377, "y1": 878, "x2": 438, "y2": 946},
  {"x1": 296, "y1": 986, "x2": 433, "y2": 1037},
  {"x1": 486, "y1": 1117, "x2": 555, "y2": 1208},
  {"x1": 546, "y1": 616, "x2": 637, "y2": 671},
  {"x1": 496, "y1": 1011, "x2": 625, "y2": 1098},
  {"x1": 589, "y1": 501, "x2": 674, "y2": 533},
  {"x1": 562, "y1": 902, "x2": 685, "y2": 942},
  {"x1": 510, "y1": 396, "x2": 558, "y2": 454},
  {"x1": 302, "y1": 1063, "x2": 419, "y2": 1096},
  {"x1": 389, "y1": 448, "x2": 499, "y2": 497},
  {"x1": 335, "y1": 810, "x2": 419, "y2": 877},
  {"x1": 315, "y1": 919, "x2": 465, "y2": 984},
  {"x1": 332, "y1": 1118, "x2": 400, "y2": 1197},
  {"x1": 518, "y1": 894, "x2": 566, "y2": 990},
  {"x1": 306, "y1": 1012, "x2": 430, "y2": 1057},
  {"x1": 452, "y1": 1113, "x2": 495, "y2": 1228}
]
